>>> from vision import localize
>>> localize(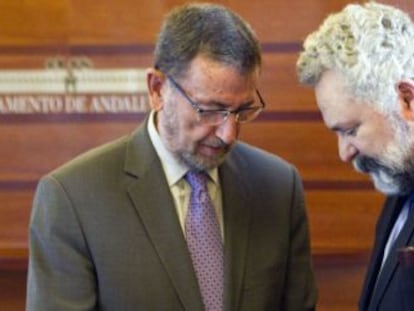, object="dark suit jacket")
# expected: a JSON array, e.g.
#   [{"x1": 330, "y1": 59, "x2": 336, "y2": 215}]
[
  {"x1": 26, "y1": 120, "x2": 317, "y2": 311},
  {"x1": 359, "y1": 195, "x2": 414, "y2": 311}
]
